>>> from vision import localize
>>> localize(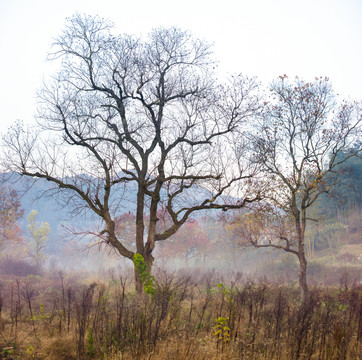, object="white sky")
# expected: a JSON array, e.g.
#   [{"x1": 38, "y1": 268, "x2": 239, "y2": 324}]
[{"x1": 0, "y1": 0, "x2": 361, "y2": 135}]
